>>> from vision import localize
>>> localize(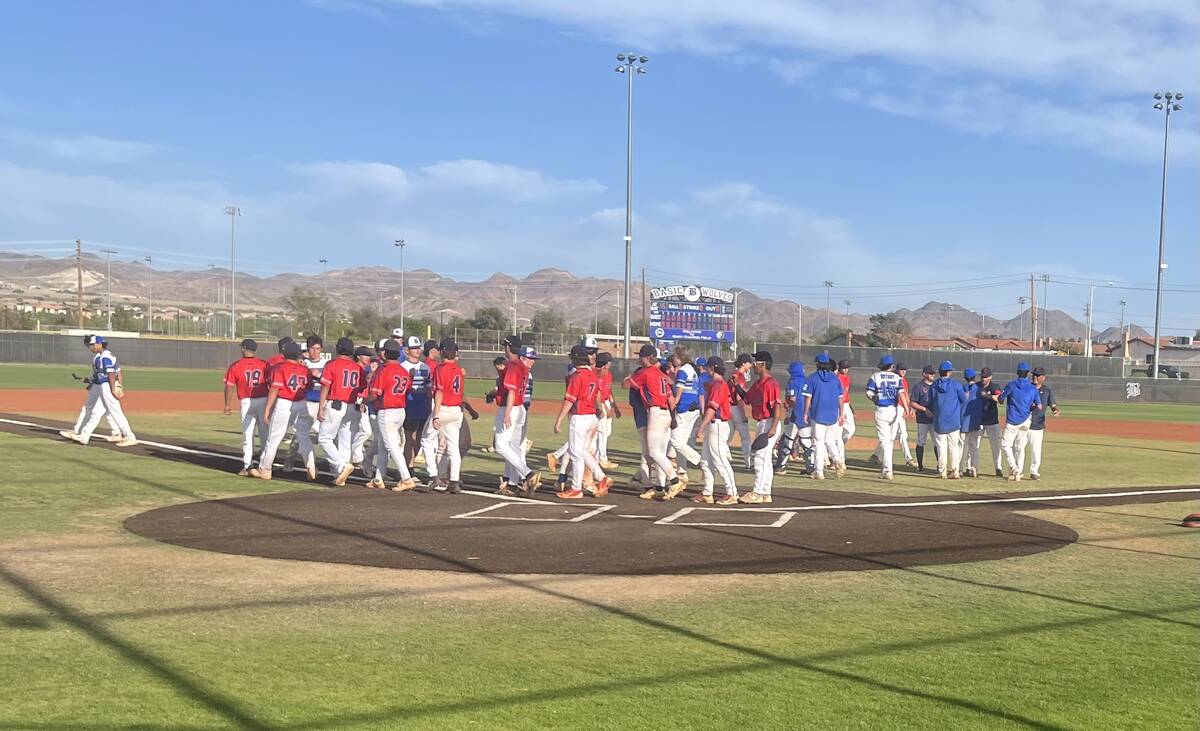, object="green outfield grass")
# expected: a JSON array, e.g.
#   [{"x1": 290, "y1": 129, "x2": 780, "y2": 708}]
[{"x1": 0, "y1": 411, "x2": 1197, "y2": 729}]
